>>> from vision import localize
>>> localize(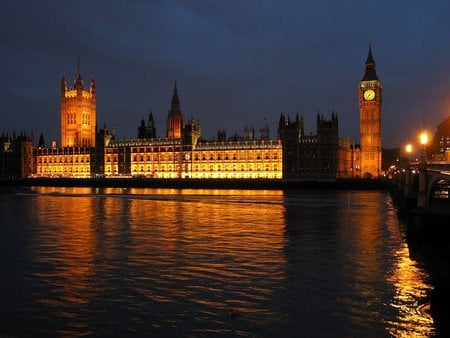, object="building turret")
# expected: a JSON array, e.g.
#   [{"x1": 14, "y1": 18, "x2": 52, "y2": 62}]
[
  {"x1": 90, "y1": 77, "x2": 96, "y2": 95},
  {"x1": 38, "y1": 132, "x2": 45, "y2": 148},
  {"x1": 61, "y1": 74, "x2": 67, "y2": 95},
  {"x1": 138, "y1": 111, "x2": 156, "y2": 139},
  {"x1": 182, "y1": 118, "x2": 201, "y2": 147}
]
